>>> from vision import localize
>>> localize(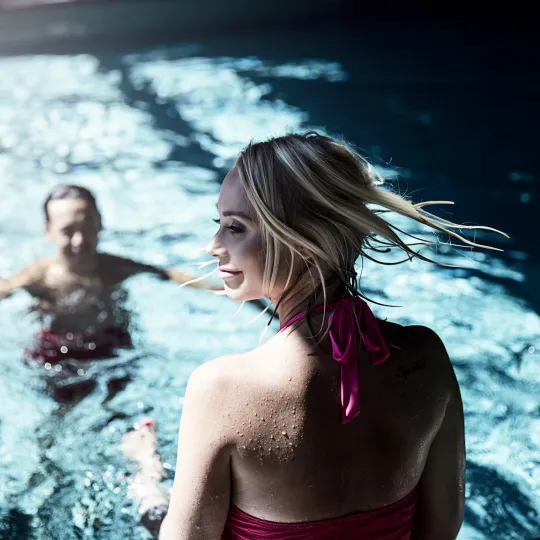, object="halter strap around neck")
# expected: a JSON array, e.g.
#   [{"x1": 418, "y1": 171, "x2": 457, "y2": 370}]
[{"x1": 278, "y1": 296, "x2": 390, "y2": 424}]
